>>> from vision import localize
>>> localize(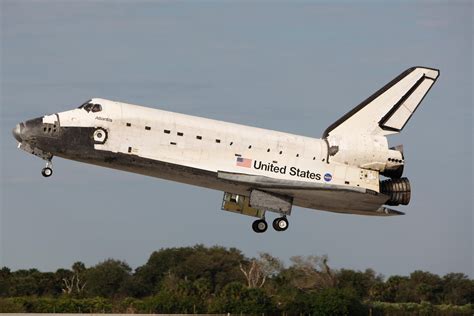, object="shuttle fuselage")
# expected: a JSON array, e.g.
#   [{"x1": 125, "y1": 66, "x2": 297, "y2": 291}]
[{"x1": 13, "y1": 66, "x2": 439, "y2": 232}]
